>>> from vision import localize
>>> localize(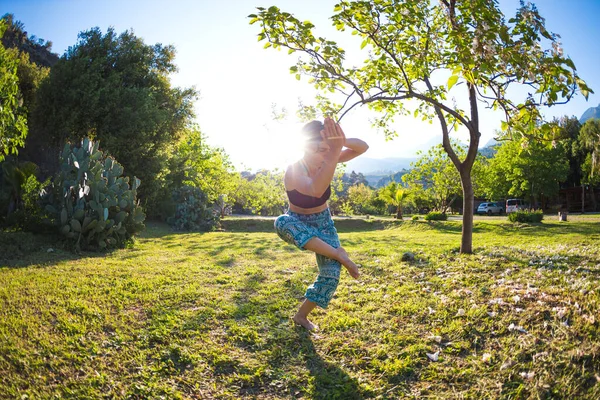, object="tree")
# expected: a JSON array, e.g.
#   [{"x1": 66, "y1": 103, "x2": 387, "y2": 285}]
[
  {"x1": 579, "y1": 119, "x2": 600, "y2": 210},
  {"x1": 34, "y1": 27, "x2": 197, "y2": 212},
  {"x1": 346, "y1": 183, "x2": 374, "y2": 214},
  {"x1": 482, "y1": 139, "x2": 568, "y2": 207},
  {"x1": 555, "y1": 116, "x2": 584, "y2": 188},
  {"x1": 378, "y1": 181, "x2": 409, "y2": 219},
  {"x1": 251, "y1": 0, "x2": 591, "y2": 253},
  {"x1": 0, "y1": 20, "x2": 28, "y2": 162},
  {"x1": 403, "y1": 143, "x2": 464, "y2": 213},
  {"x1": 579, "y1": 119, "x2": 600, "y2": 180},
  {"x1": 232, "y1": 169, "x2": 287, "y2": 215},
  {"x1": 1, "y1": 15, "x2": 57, "y2": 175},
  {"x1": 166, "y1": 127, "x2": 238, "y2": 204}
]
